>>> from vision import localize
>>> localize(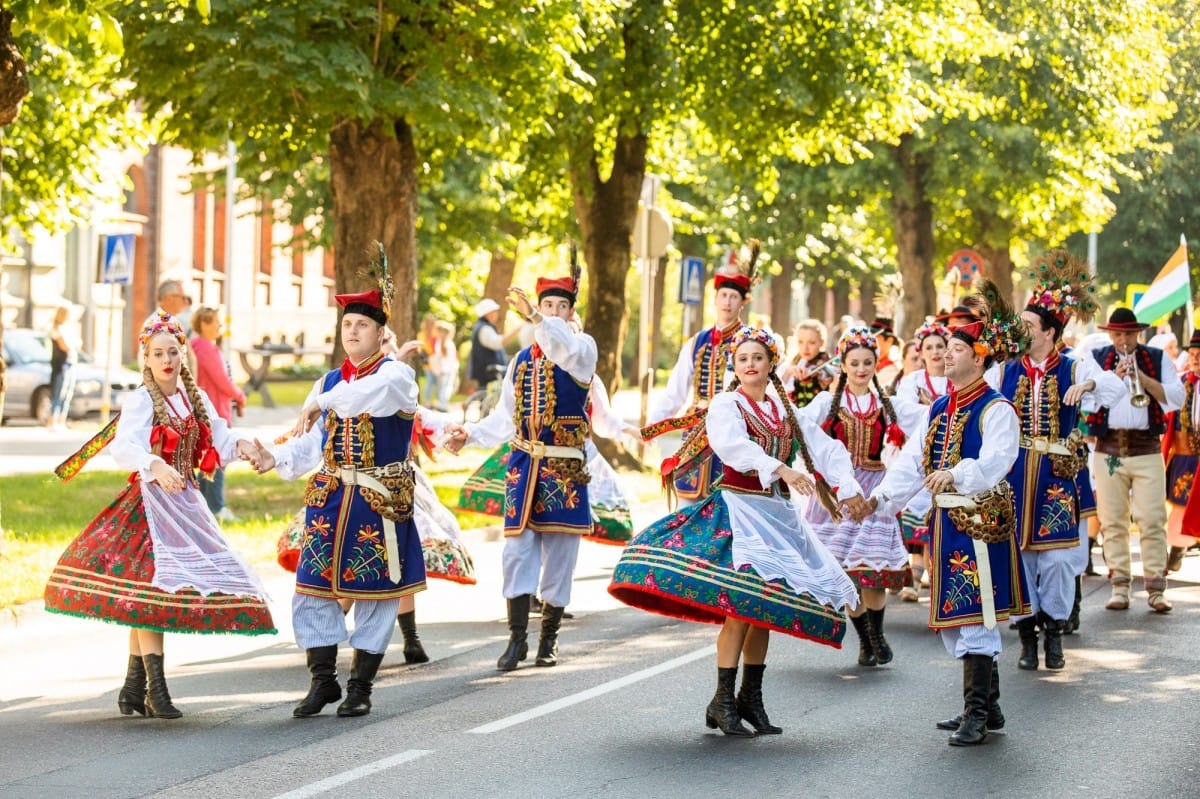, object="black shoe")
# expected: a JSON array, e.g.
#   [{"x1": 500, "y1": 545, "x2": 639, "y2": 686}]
[
  {"x1": 398, "y1": 610, "x2": 430, "y2": 664},
  {"x1": 1016, "y1": 617, "x2": 1039, "y2": 671},
  {"x1": 118, "y1": 654, "x2": 147, "y2": 717},
  {"x1": 948, "y1": 655, "x2": 993, "y2": 746},
  {"x1": 936, "y1": 659, "x2": 1003, "y2": 732},
  {"x1": 849, "y1": 614, "x2": 876, "y2": 667},
  {"x1": 293, "y1": 645, "x2": 341, "y2": 718},
  {"x1": 1084, "y1": 538, "x2": 1099, "y2": 576},
  {"x1": 1041, "y1": 613, "x2": 1065, "y2": 671},
  {"x1": 535, "y1": 604, "x2": 565, "y2": 667},
  {"x1": 866, "y1": 607, "x2": 893, "y2": 665},
  {"x1": 142, "y1": 653, "x2": 182, "y2": 720},
  {"x1": 705, "y1": 667, "x2": 754, "y2": 737},
  {"x1": 1065, "y1": 575, "x2": 1082, "y2": 635},
  {"x1": 336, "y1": 650, "x2": 385, "y2": 717},
  {"x1": 736, "y1": 664, "x2": 781, "y2": 734},
  {"x1": 497, "y1": 595, "x2": 531, "y2": 672}
]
